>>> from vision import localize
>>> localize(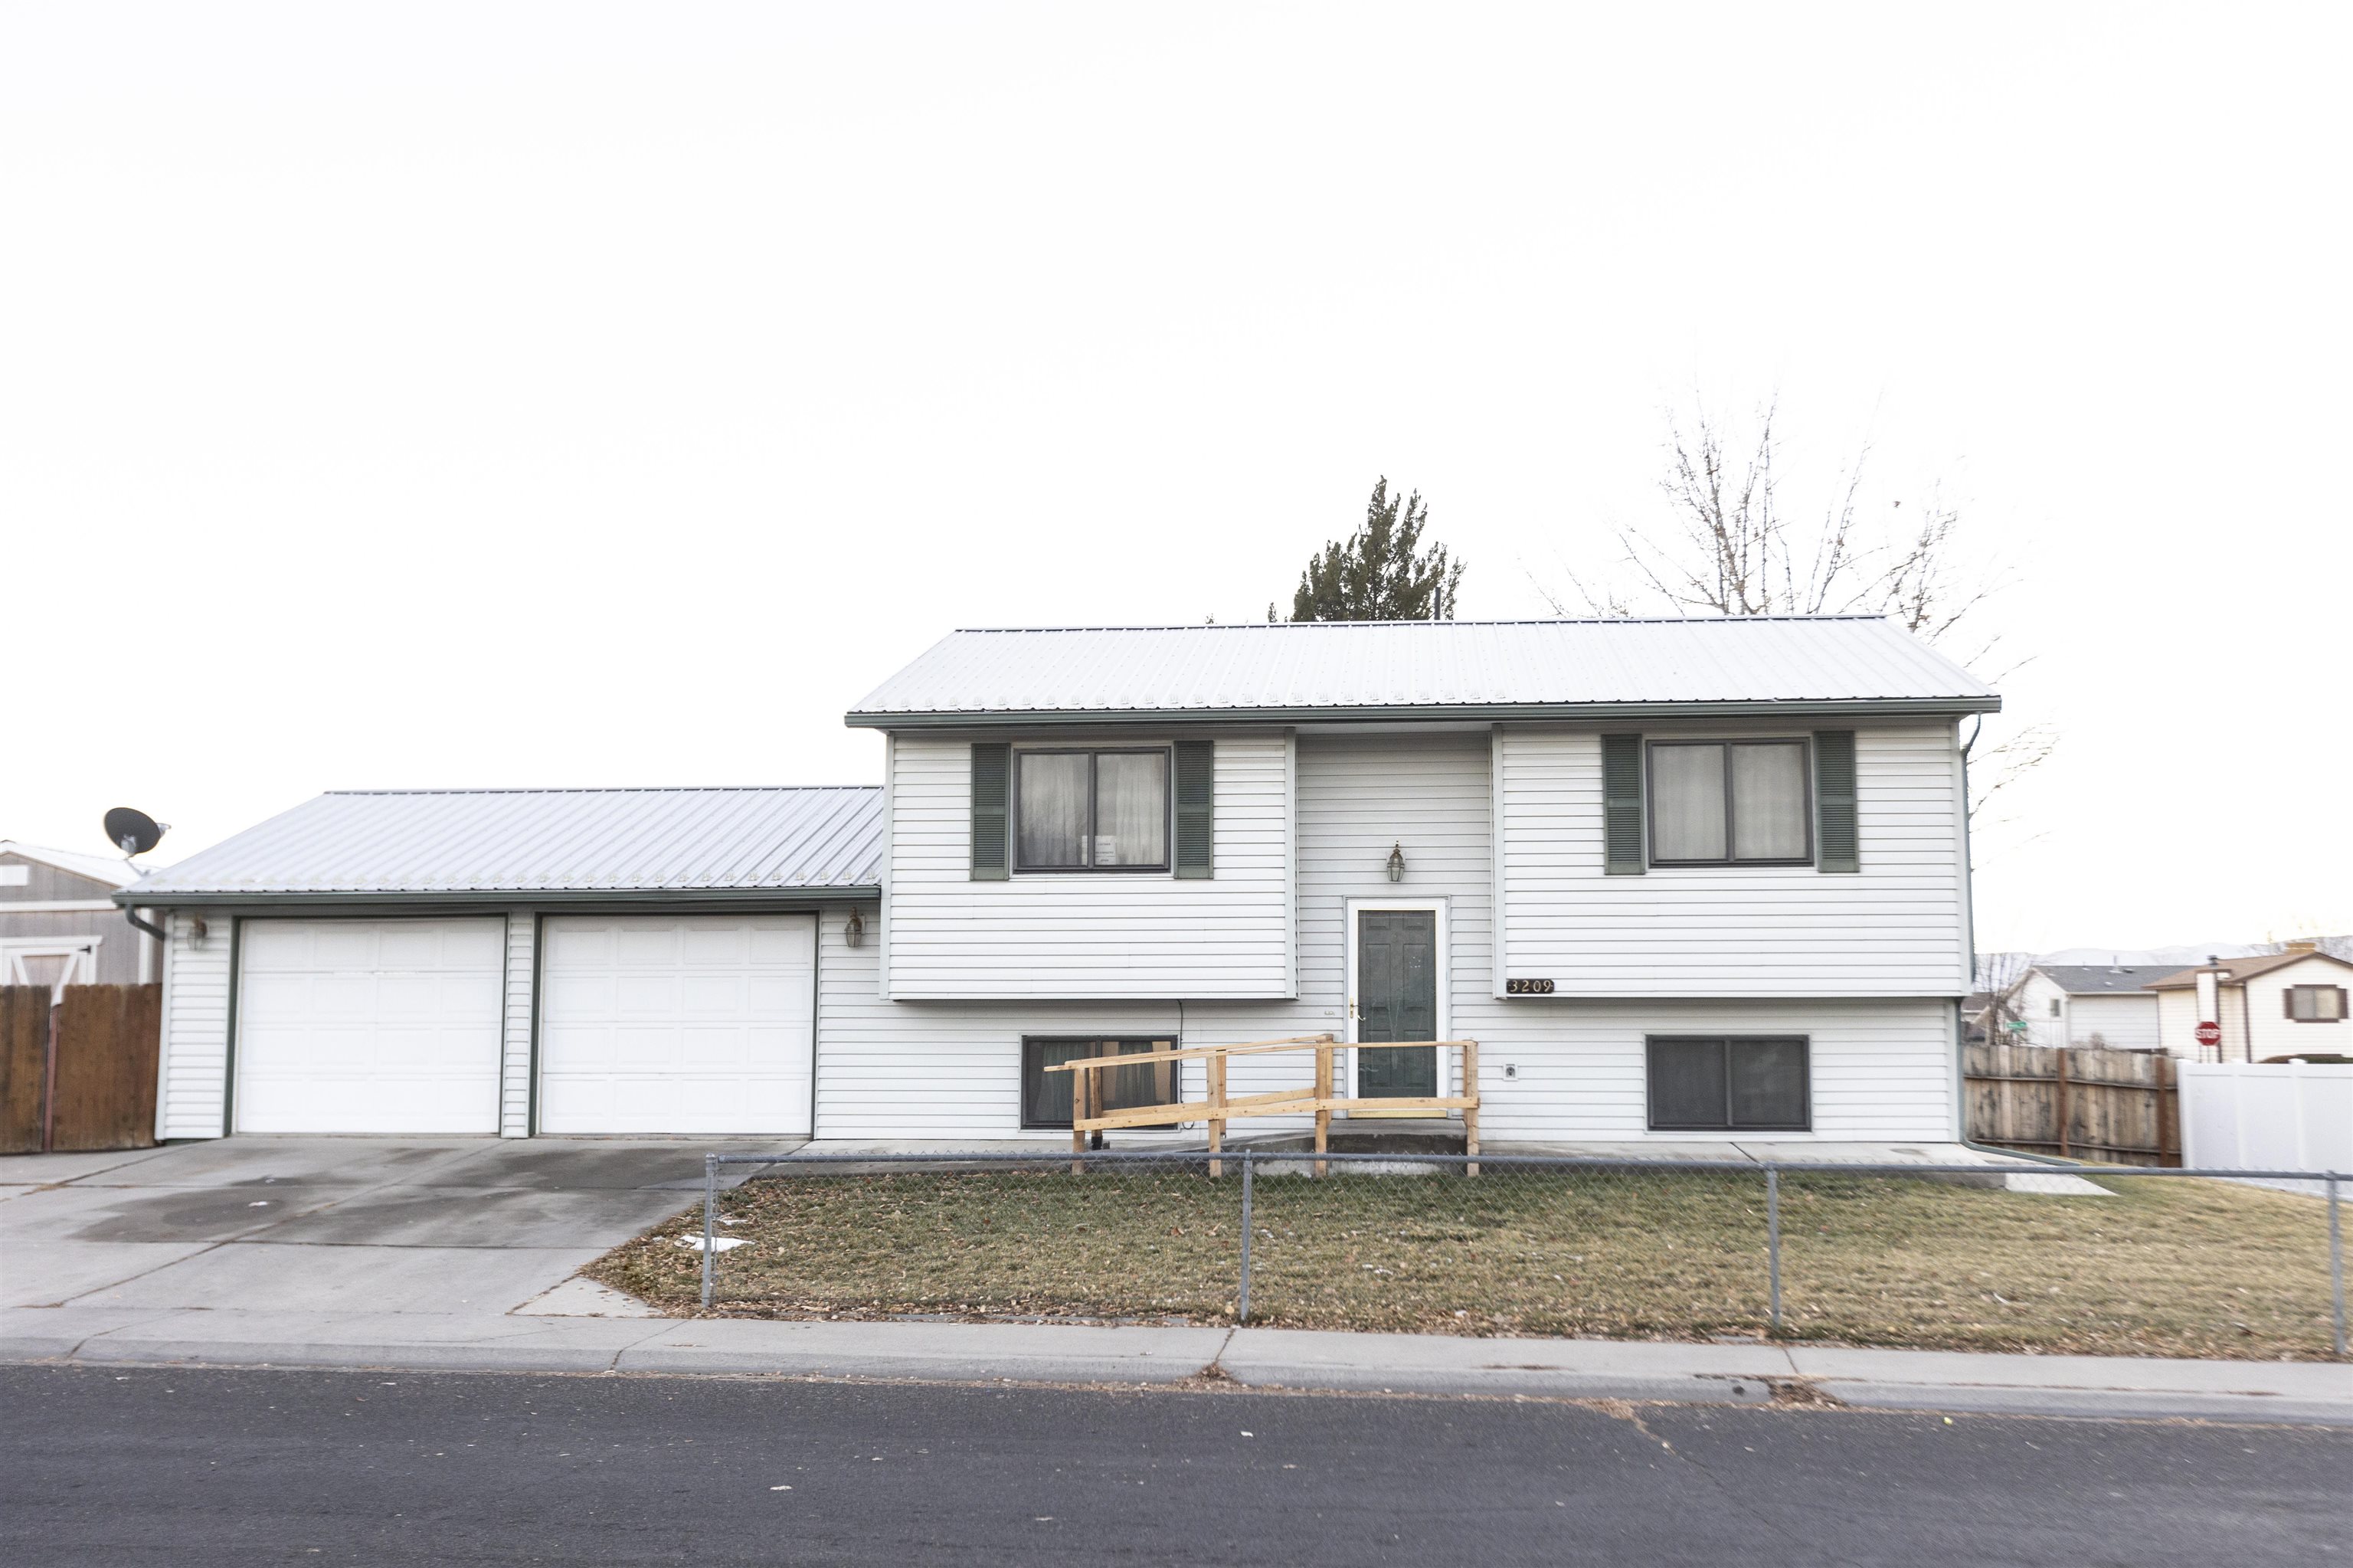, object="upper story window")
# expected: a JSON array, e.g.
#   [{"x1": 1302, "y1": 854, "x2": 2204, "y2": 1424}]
[
  {"x1": 1015, "y1": 748, "x2": 1170, "y2": 872},
  {"x1": 2285, "y1": 984, "x2": 2348, "y2": 1022},
  {"x1": 1648, "y1": 740, "x2": 1812, "y2": 866}
]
